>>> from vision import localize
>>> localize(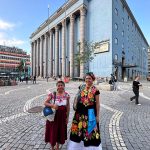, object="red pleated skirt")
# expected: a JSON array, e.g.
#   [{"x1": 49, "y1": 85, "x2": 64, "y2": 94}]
[{"x1": 45, "y1": 106, "x2": 67, "y2": 146}]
